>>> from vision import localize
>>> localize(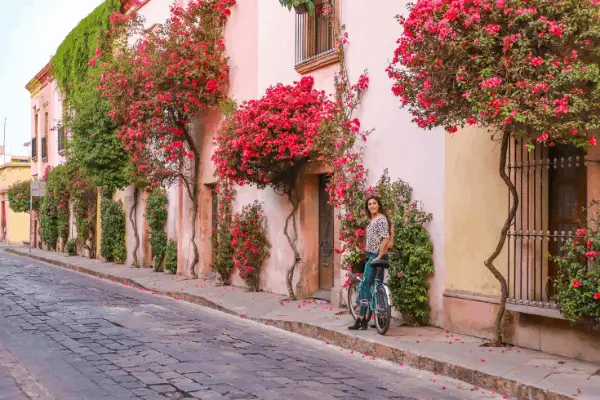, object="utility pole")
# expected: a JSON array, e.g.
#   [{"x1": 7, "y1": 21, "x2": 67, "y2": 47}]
[{"x1": 3, "y1": 118, "x2": 6, "y2": 165}]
